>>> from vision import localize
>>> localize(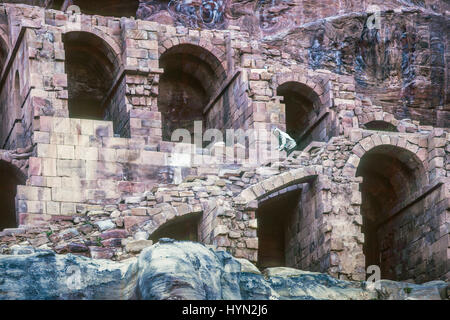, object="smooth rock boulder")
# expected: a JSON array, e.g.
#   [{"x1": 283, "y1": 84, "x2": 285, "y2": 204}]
[{"x1": 136, "y1": 239, "x2": 241, "y2": 300}]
